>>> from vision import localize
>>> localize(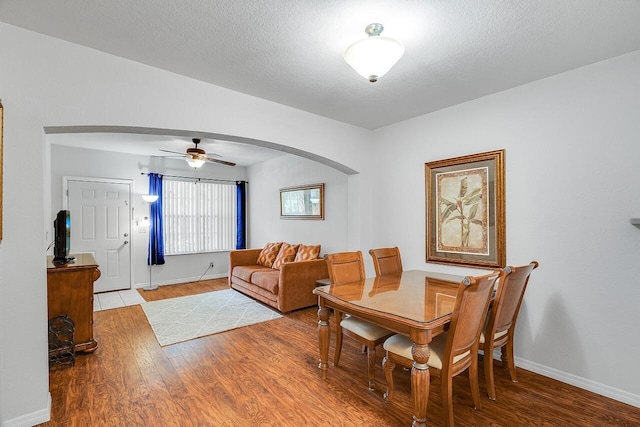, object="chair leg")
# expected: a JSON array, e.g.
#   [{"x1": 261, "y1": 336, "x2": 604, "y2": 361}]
[
  {"x1": 442, "y1": 373, "x2": 455, "y2": 427},
  {"x1": 484, "y1": 344, "x2": 497, "y2": 400},
  {"x1": 469, "y1": 358, "x2": 482, "y2": 410},
  {"x1": 502, "y1": 337, "x2": 518, "y2": 383},
  {"x1": 334, "y1": 311, "x2": 343, "y2": 366},
  {"x1": 366, "y1": 345, "x2": 376, "y2": 391},
  {"x1": 382, "y1": 354, "x2": 396, "y2": 401}
]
